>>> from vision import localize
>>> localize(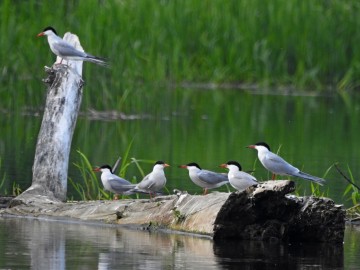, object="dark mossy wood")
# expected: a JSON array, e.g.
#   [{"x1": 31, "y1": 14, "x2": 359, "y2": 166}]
[{"x1": 213, "y1": 181, "x2": 345, "y2": 243}]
